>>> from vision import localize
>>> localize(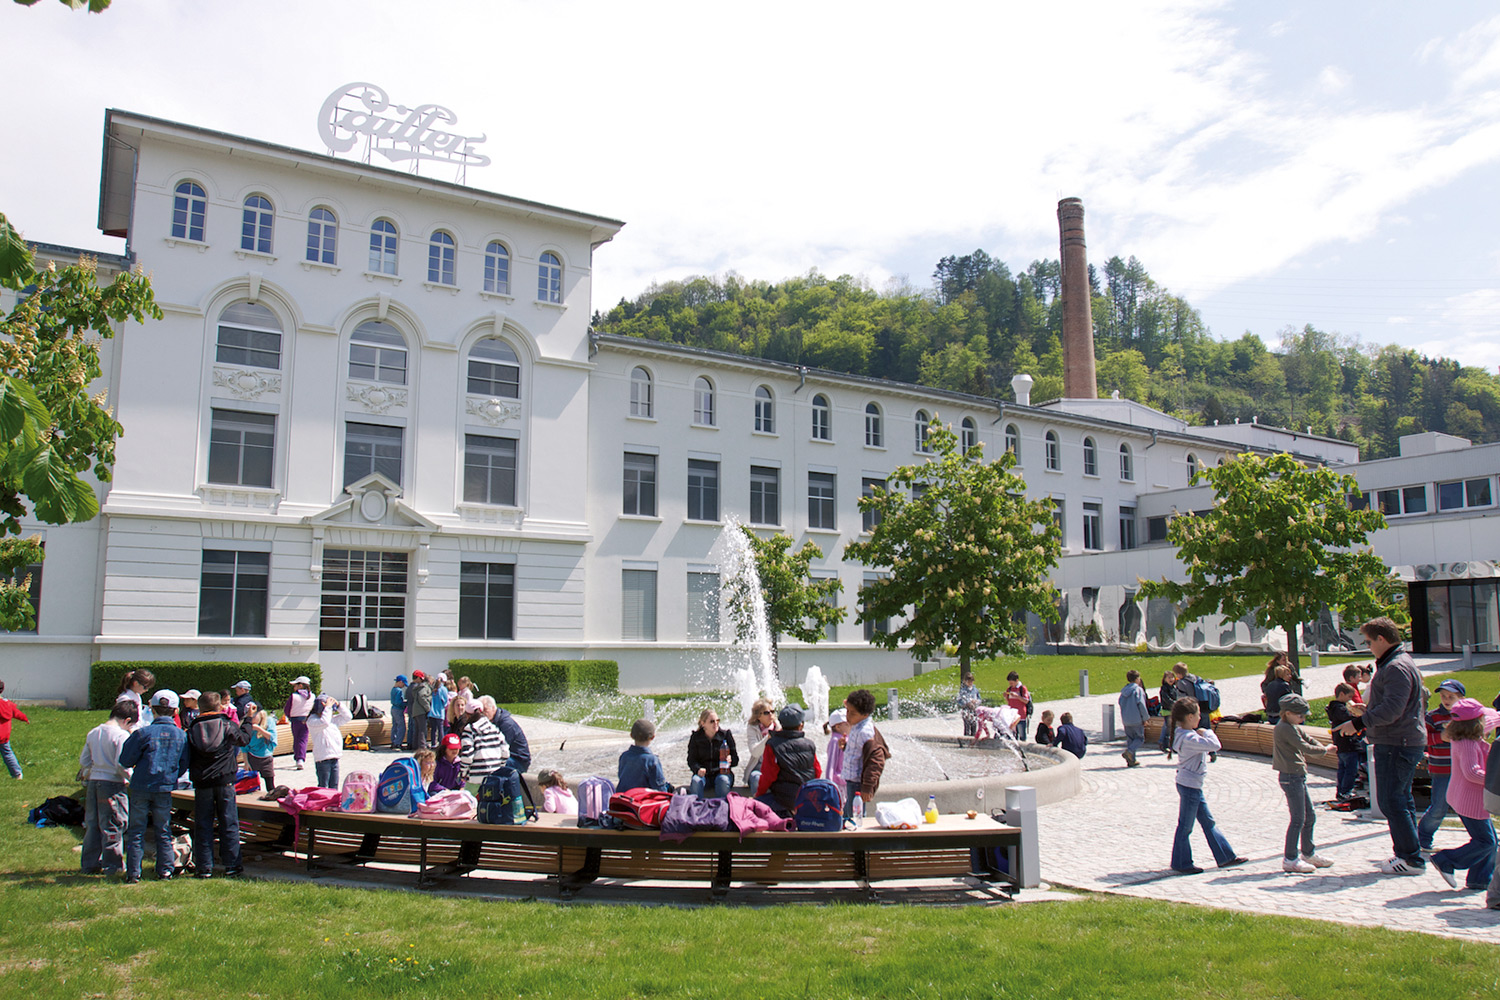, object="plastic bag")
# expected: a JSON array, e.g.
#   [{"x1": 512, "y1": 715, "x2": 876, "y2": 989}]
[{"x1": 875, "y1": 797, "x2": 923, "y2": 830}]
